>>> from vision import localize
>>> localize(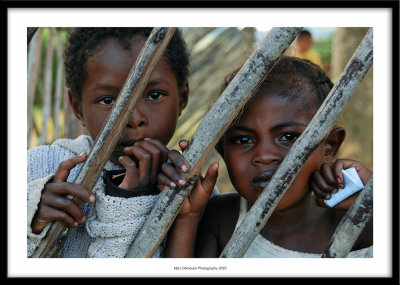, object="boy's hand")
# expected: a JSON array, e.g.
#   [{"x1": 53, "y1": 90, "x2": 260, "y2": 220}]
[
  {"x1": 31, "y1": 153, "x2": 95, "y2": 234},
  {"x1": 158, "y1": 140, "x2": 219, "y2": 215},
  {"x1": 117, "y1": 138, "x2": 168, "y2": 190},
  {"x1": 310, "y1": 159, "x2": 372, "y2": 210}
]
